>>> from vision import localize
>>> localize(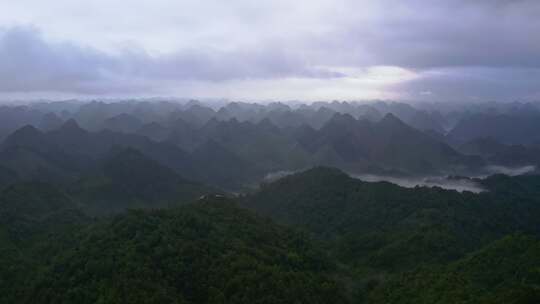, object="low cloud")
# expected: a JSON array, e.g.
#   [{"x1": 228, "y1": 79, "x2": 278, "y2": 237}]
[
  {"x1": 265, "y1": 169, "x2": 486, "y2": 193},
  {"x1": 484, "y1": 165, "x2": 536, "y2": 176},
  {"x1": 353, "y1": 174, "x2": 485, "y2": 193}
]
